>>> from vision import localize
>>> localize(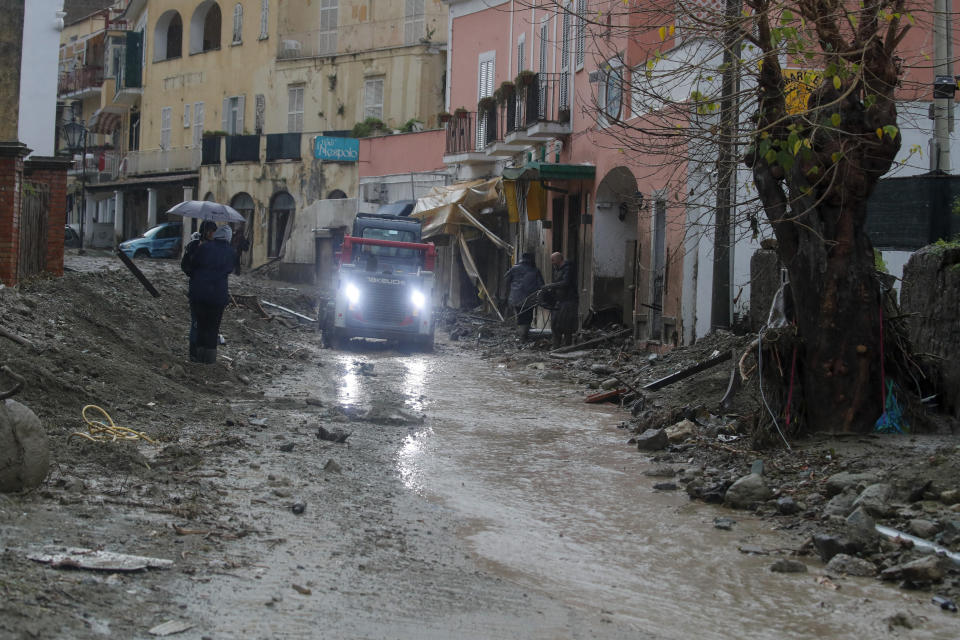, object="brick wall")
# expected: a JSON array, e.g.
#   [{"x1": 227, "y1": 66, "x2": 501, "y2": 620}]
[
  {"x1": 25, "y1": 156, "x2": 70, "y2": 277},
  {"x1": 0, "y1": 151, "x2": 25, "y2": 285}
]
